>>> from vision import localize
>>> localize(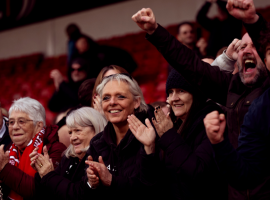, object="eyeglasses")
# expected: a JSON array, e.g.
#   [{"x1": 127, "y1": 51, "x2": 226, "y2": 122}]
[
  {"x1": 71, "y1": 67, "x2": 85, "y2": 72},
  {"x1": 6, "y1": 118, "x2": 34, "y2": 127}
]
